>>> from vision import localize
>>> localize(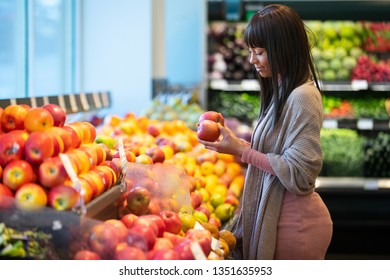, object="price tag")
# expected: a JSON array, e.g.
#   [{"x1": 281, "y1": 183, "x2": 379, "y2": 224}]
[
  {"x1": 364, "y1": 179, "x2": 378, "y2": 191},
  {"x1": 58, "y1": 95, "x2": 67, "y2": 113},
  {"x1": 30, "y1": 97, "x2": 37, "y2": 108},
  {"x1": 194, "y1": 221, "x2": 205, "y2": 230},
  {"x1": 357, "y1": 119, "x2": 374, "y2": 130},
  {"x1": 59, "y1": 153, "x2": 86, "y2": 215},
  {"x1": 69, "y1": 94, "x2": 78, "y2": 113},
  {"x1": 42, "y1": 95, "x2": 50, "y2": 105},
  {"x1": 241, "y1": 79, "x2": 259, "y2": 91},
  {"x1": 211, "y1": 237, "x2": 221, "y2": 252},
  {"x1": 117, "y1": 137, "x2": 128, "y2": 192},
  {"x1": 101, "y1": 92, "x2": 110, "y2": 107},
  {"x1": 322, "y1": 119, "x2": 338, "y2": 129},
  {"x1": 210, "y1": 79, "x2": 228, "y2": 90},
  {"x1": 190, "y1": 241, "x2": 207, "y2": 260},
  {"x1": 79, "y1": 92, "x2": 90, "y2": 111},
  {"x1": 93, "y1": 92, "x2": 102, "y2": 109},
  {"x1": 351, "y1": 80, "x2": 368, "y2": 90}
]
